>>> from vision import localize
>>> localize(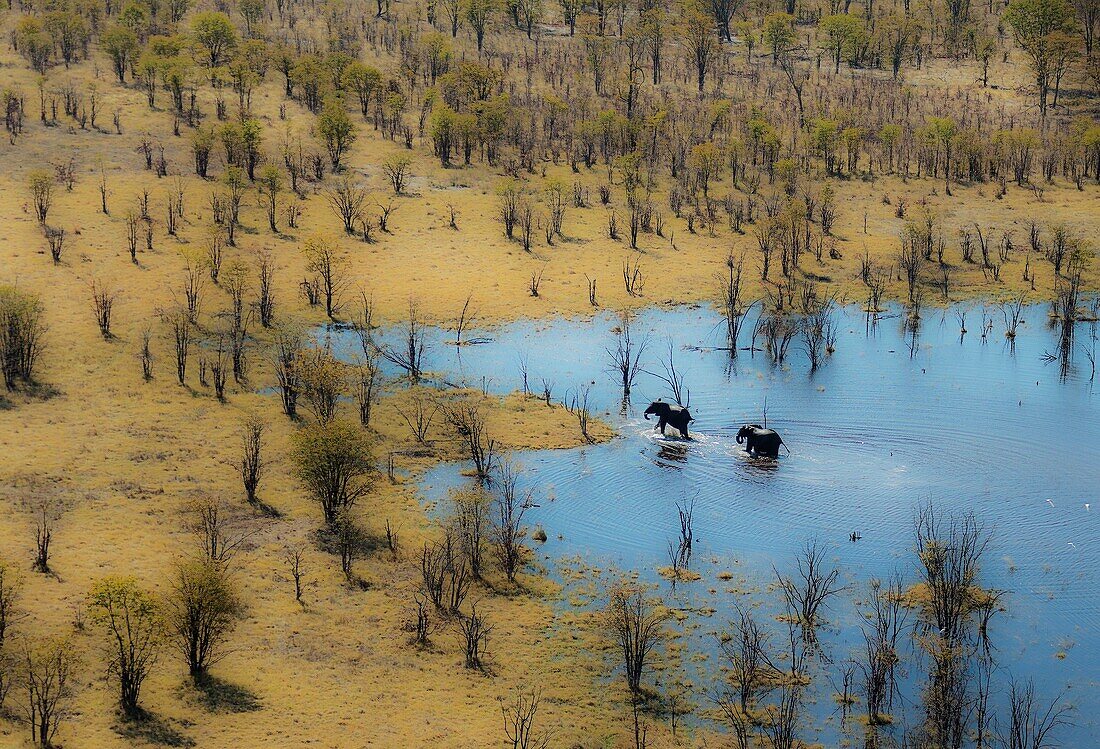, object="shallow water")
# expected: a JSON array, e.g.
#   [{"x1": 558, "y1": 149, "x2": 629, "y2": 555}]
[{"x1": 327, "y1": 303, "x2": 1099, "y2": 744}]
